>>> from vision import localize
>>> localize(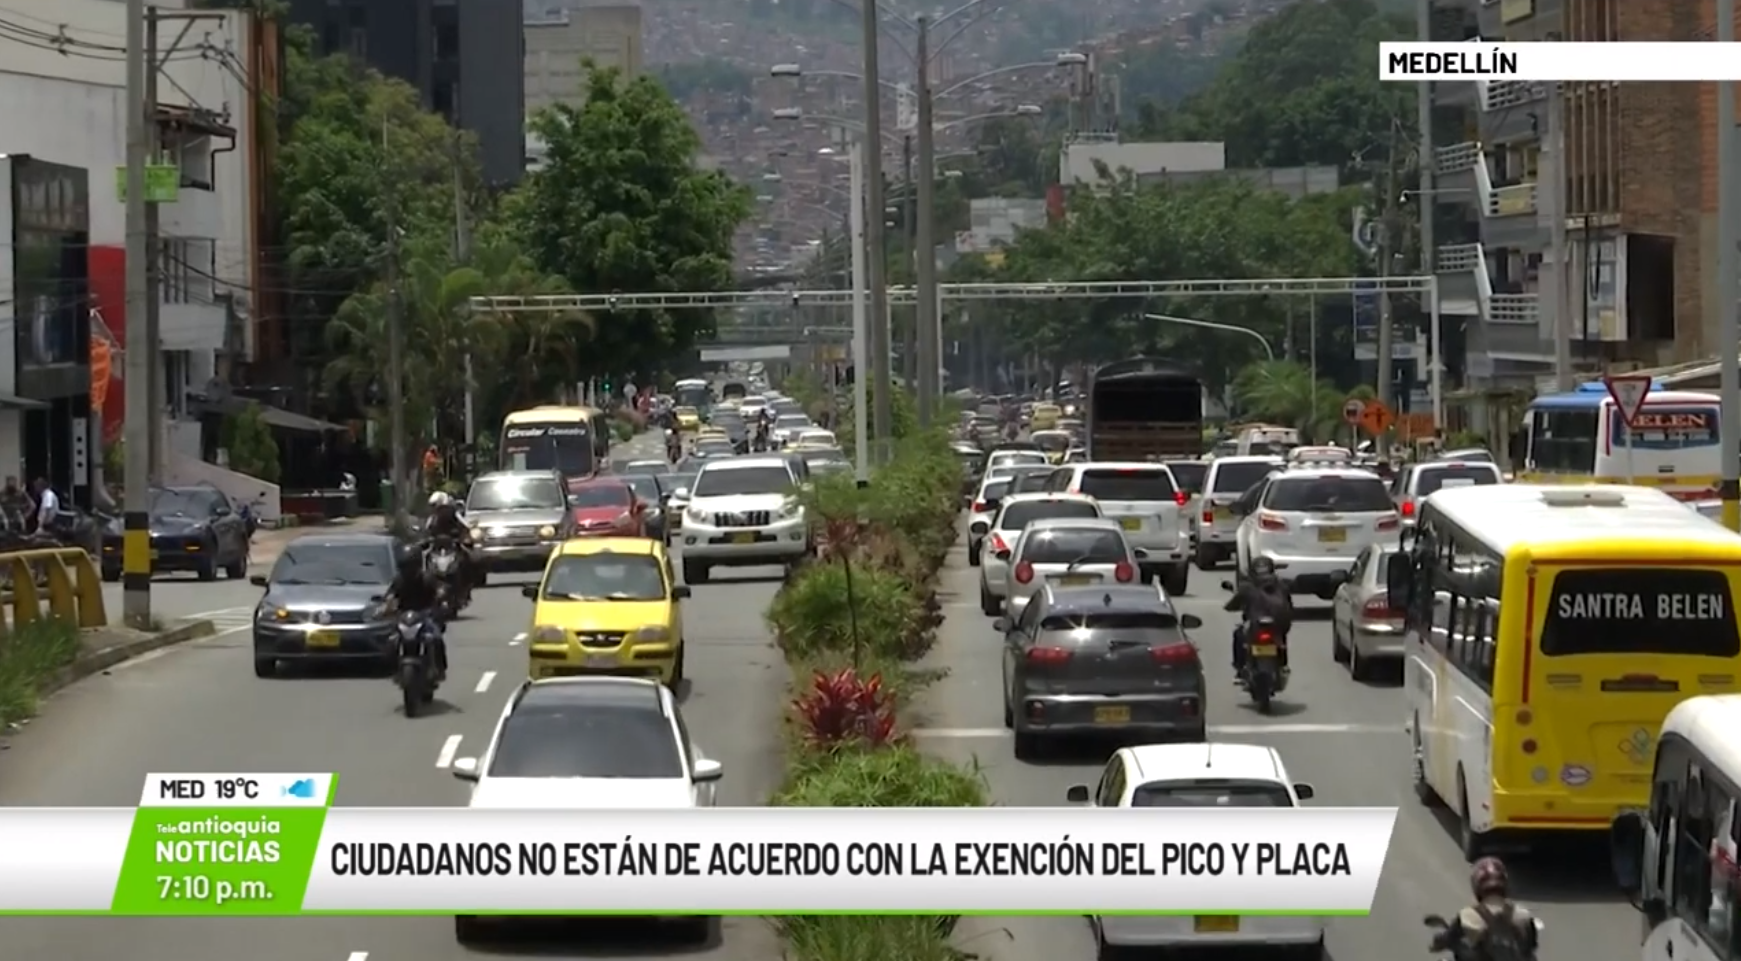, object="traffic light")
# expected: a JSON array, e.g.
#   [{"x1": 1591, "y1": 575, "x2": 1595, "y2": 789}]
[{"x1": 601, "y1": 377, "x2": 613, "y2": 397}]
